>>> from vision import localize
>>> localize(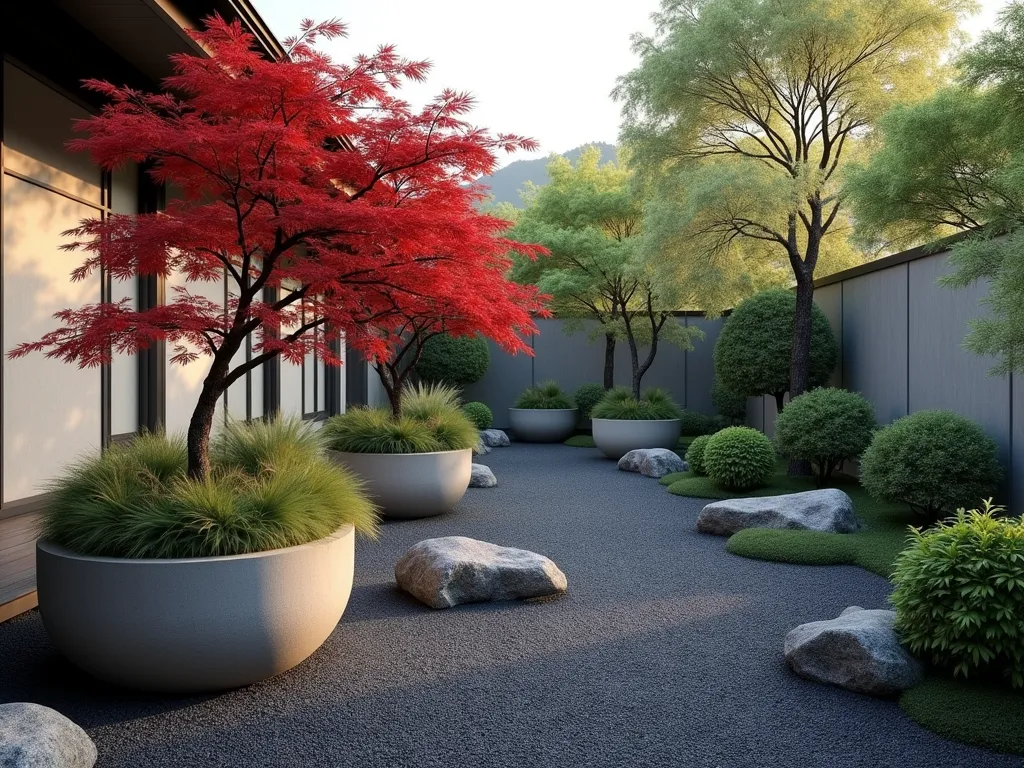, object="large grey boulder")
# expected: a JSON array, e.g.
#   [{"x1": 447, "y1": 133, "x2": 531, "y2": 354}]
[
  {"x1": 696, "y1": 489, "x2": 859, "y2": 536},
  {"x1": 0, "y1": 703, "x2": 97, "y2": 768},
  {"x1": 784, "y1": 607, "x2": 923, "y2": 696},
  {"x1": 395, "y1": 536, "x2": 567, "y2": 609},
  {"x1": 470, "y1": 464, "x2": 497, "y2": 488},
  {"x1": 617, "y1": 448, "x2": 687, "y2": 478},
  {"x1": 479, "y1": 429, "x2": 510, "y2": 448},
  {"x1": 473, "y1": 437, "x2": 491, "y2": 455}
]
